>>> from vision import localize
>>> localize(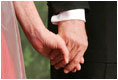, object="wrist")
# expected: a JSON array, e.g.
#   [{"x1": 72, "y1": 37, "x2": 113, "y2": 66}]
[
  {"x1": 58, "y1": 20, "x2": 85, "y2": 25},
  {"x1": 58, "y1": 20, "x2": 85, "y2": 30},
  {"x1": 58, "y1": 20, "x2": 85, "y2": 36},
  {"x1": 31, "y1": 24, "x2": 47, "y2": 38}
]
